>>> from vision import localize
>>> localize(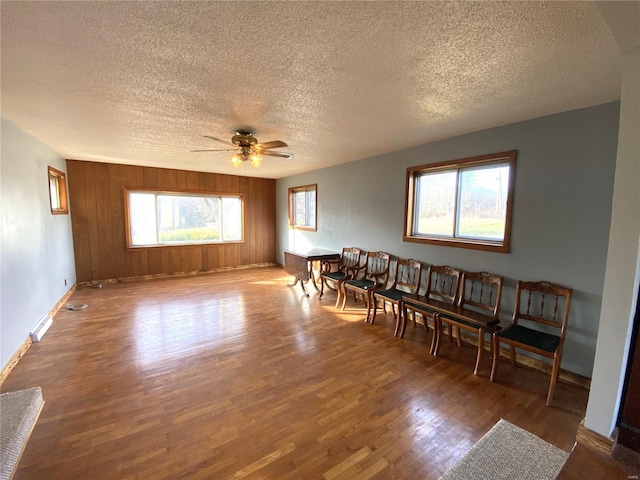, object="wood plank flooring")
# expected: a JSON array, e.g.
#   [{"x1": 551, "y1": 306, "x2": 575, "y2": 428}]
[{"x1": 2, "y1": 267, "x2": 589, "y2": 479}]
